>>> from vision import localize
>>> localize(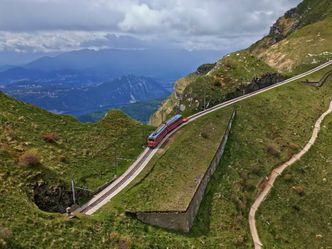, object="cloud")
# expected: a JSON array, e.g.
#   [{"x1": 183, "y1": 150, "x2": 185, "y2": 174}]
[{"x1": 0, "y1": 0, "x2": 301, "y2": 52}]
